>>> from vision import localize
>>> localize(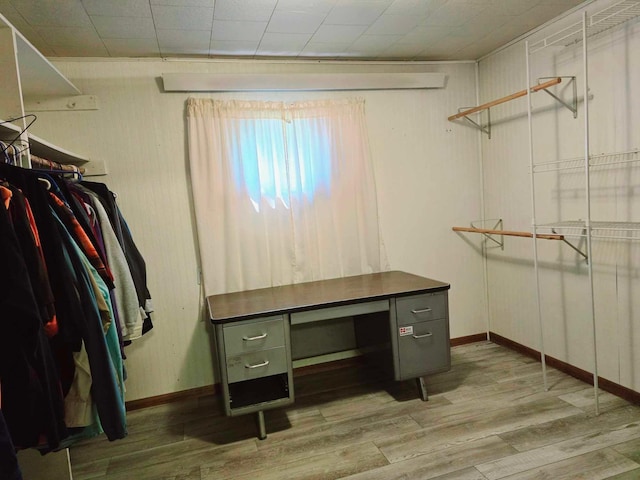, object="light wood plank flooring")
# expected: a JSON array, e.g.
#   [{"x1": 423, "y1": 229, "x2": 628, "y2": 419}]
[{"x1": 69, "y1": 342, "x2": 640, "y2": 480}]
